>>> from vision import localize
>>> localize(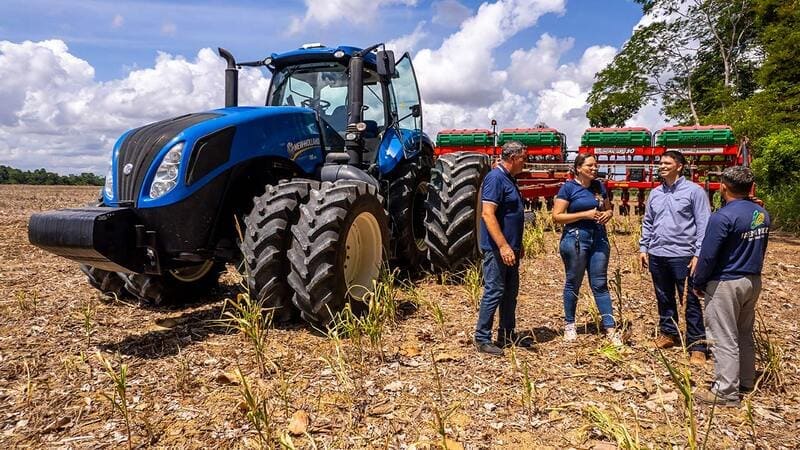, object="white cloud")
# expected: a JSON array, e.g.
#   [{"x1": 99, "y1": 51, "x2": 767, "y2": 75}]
[
  {"x1": 386, "y1": 21, "x2": 428, "y2": 55},
  {"x1": 413, "y1": 0, "x2": 566, "y2": 106},
  {"x1": 0, "y1": 40, "x2": 269, "y2": 174},
  {"x1": 507, "y1": 33, "x2": 574, "y2": 92},
  {"x1": 112, "y1": 14, "x2": 124, "y2": 29},
  {"x1": 432, "y1": 0, "x2": 472, "y2": 26},
  {"x1": 288, "y1": 0, "x2": 418, "y2": 35}
]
